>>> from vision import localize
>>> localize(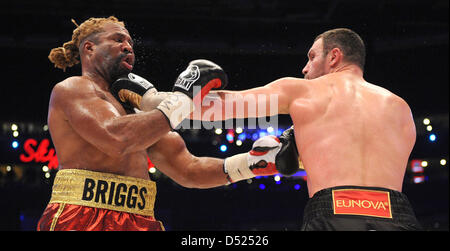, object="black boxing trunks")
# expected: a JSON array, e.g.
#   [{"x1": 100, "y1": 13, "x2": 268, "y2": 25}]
[
  {"x1": 301, "y1": 186, "x2": 422, "y2": 231},
  {"x1": 37, "y1": 169, "x2": 164, "y2": 231}
]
